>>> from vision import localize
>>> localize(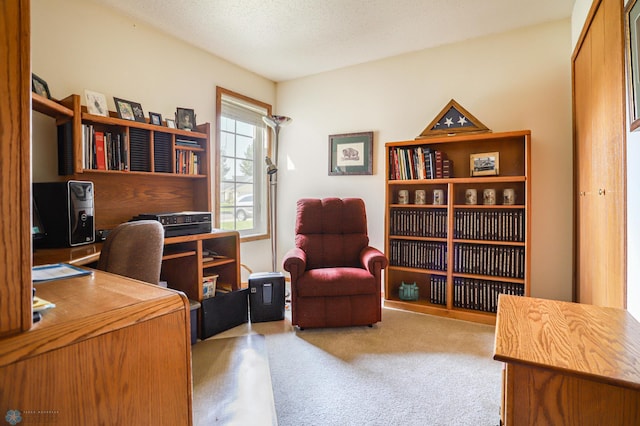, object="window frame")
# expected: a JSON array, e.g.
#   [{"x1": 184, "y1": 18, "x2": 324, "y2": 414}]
[{"x1": 215, "y1": 87, "x2": 272, "y2": 242}]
